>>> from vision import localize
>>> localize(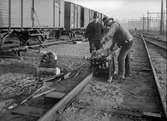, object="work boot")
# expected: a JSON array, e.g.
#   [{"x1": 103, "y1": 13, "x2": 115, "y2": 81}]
[
  {"x1": 113, "y1": 74, "x2": 118, "y2": 80},
  {"x1": 117, "y1": 75, "x2": 125, "y2": 80},
  {"x1": 107, "y1": 77, "x2": 113, "y2": 83},
  {"x1": 114, "y1": 74, "x2": 125, "y2": 81},
  {"x1": 125, "y1": 73, "x2": 132, "y2": 77}
]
